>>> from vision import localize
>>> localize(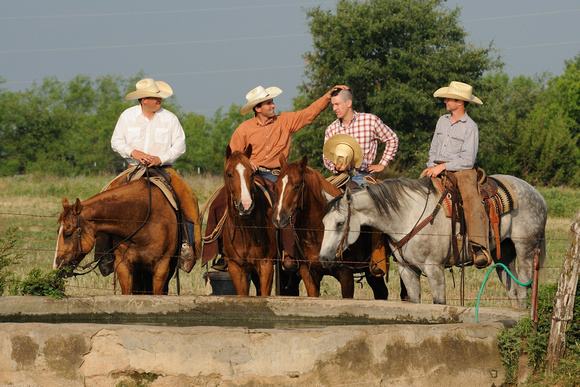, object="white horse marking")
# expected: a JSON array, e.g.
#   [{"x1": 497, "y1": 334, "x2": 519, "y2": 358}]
[
  {"x1": 236, "y1": 163, "x2": 253, "y2": 211},
  {"x1": 275, "y1": 175, "x2": 289, "y2": 222}
]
